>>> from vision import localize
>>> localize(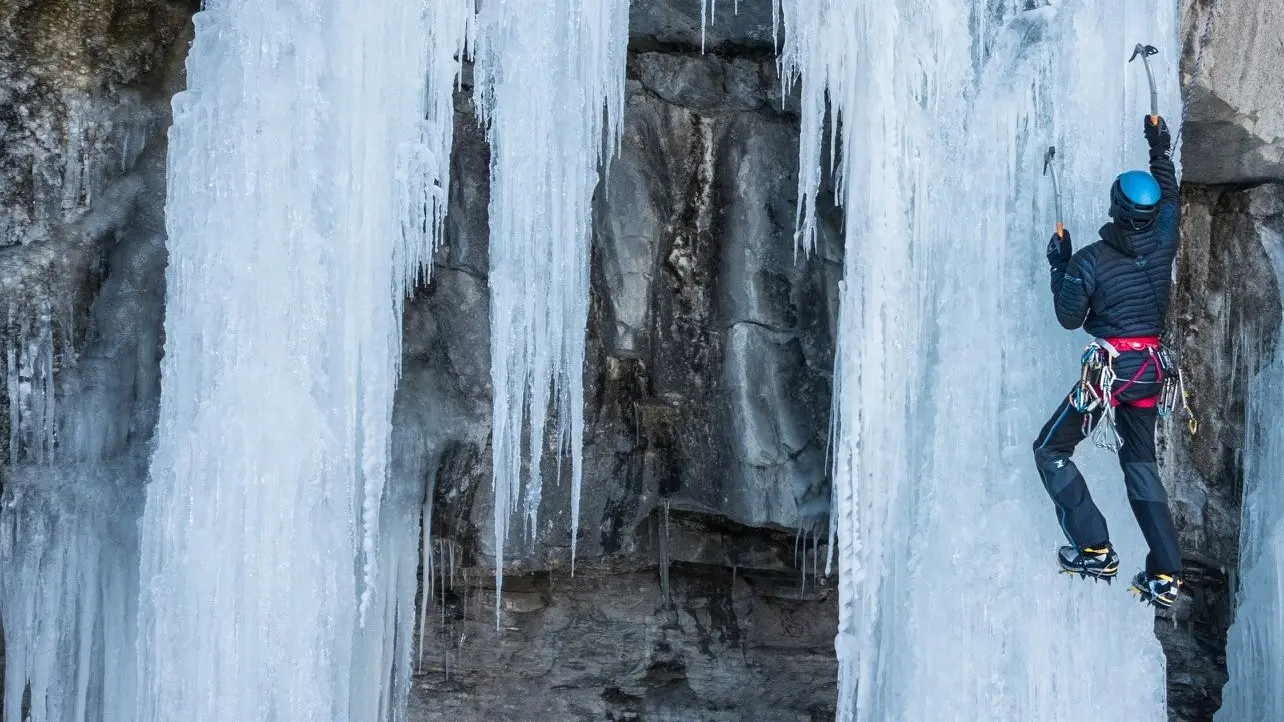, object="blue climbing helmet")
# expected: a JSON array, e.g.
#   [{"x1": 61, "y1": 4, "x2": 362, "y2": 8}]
[{"x1": 1109, "y1": 170, "x2": 1161, "y2": 230}]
